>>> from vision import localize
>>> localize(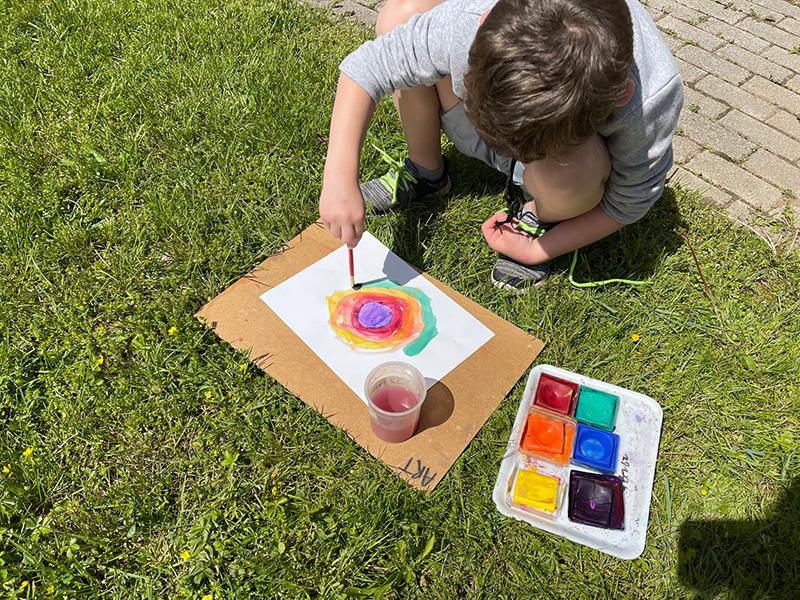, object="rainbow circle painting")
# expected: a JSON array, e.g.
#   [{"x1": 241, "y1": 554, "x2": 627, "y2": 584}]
[{"x1": 326, "y1": 281, "x2": 438, "y2": 357}]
